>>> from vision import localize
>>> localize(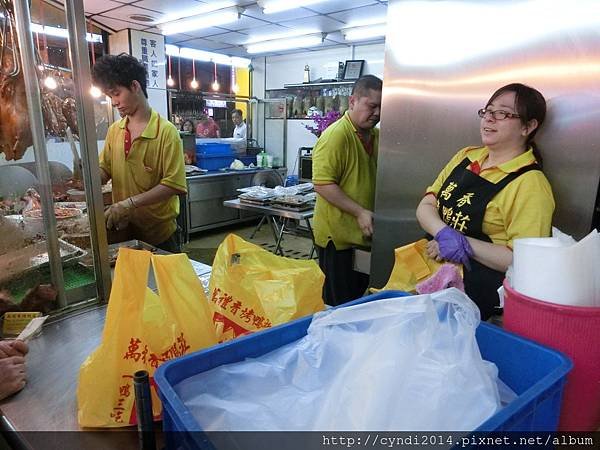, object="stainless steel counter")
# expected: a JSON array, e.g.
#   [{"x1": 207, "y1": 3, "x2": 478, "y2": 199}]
[
  {"x1": 0, "y1": 258, "x2": 211, "y2": 447},
  {"x1": 184, "y1": 168, "x2": 286, "y2": 236}
]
